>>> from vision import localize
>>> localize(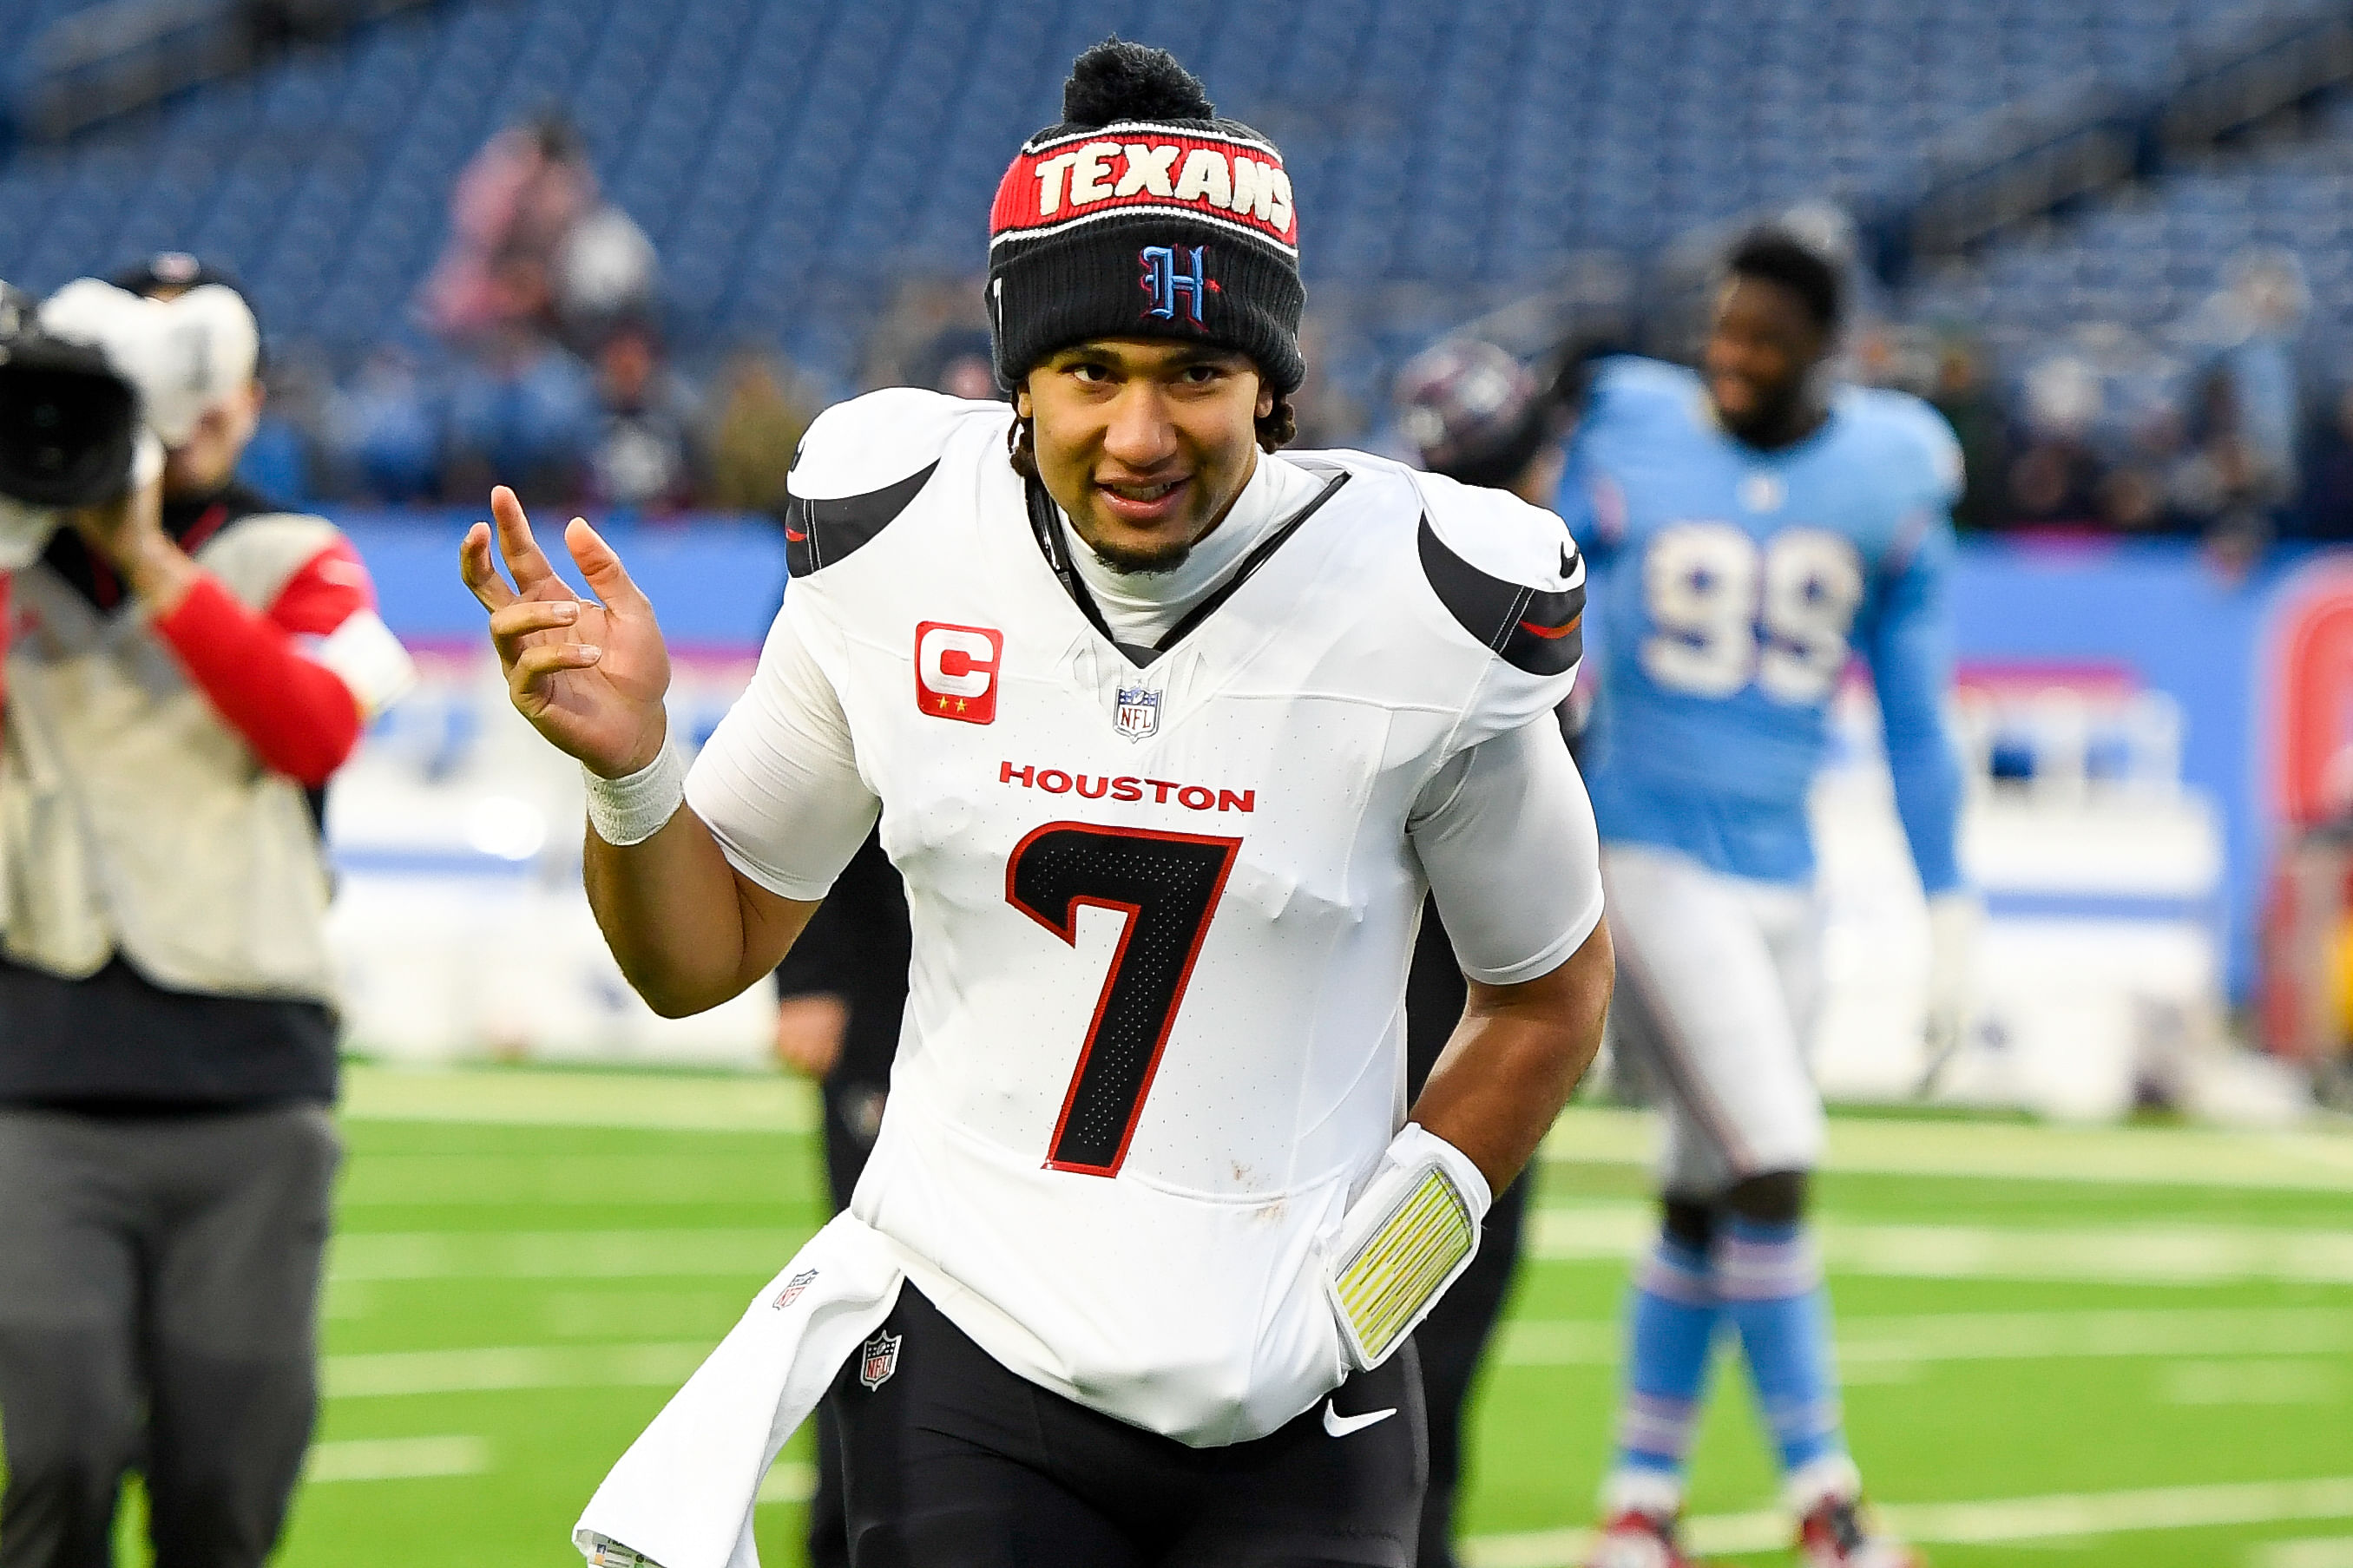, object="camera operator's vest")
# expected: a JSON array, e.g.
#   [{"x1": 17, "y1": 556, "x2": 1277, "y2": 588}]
[{"x1": 0, "y1": 512, "x2": 343, "y2": 1004}]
